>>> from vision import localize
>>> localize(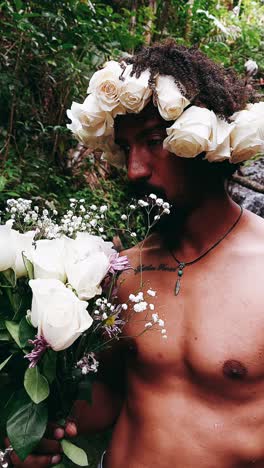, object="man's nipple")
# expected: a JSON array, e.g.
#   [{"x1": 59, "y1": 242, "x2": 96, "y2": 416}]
[{"x1": 222, "y1": 359, "x2": 248, "y2": 380}]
